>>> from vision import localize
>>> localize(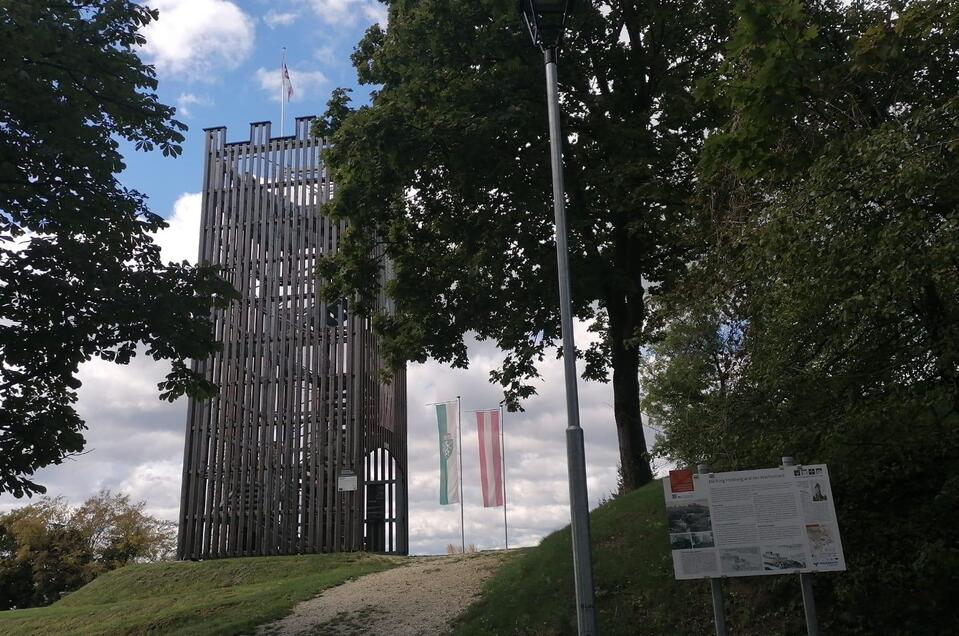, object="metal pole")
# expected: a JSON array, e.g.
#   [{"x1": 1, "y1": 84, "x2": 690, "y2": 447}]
[
  {"x1": 782, "y1": 456, "x2": 819, "y2": 636},
  {"x1": 543, "y1": 45, "x2": 597, "y2": 636},
  {"x1": 501, "y1": 404, "x2": 509, "y2": 549},
  {"x1": 698, "y1": 463, "x2": 728, "y2": 636},
  {"x1": 458, "y1": 396, "x2": 465, "y2": 553}
]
